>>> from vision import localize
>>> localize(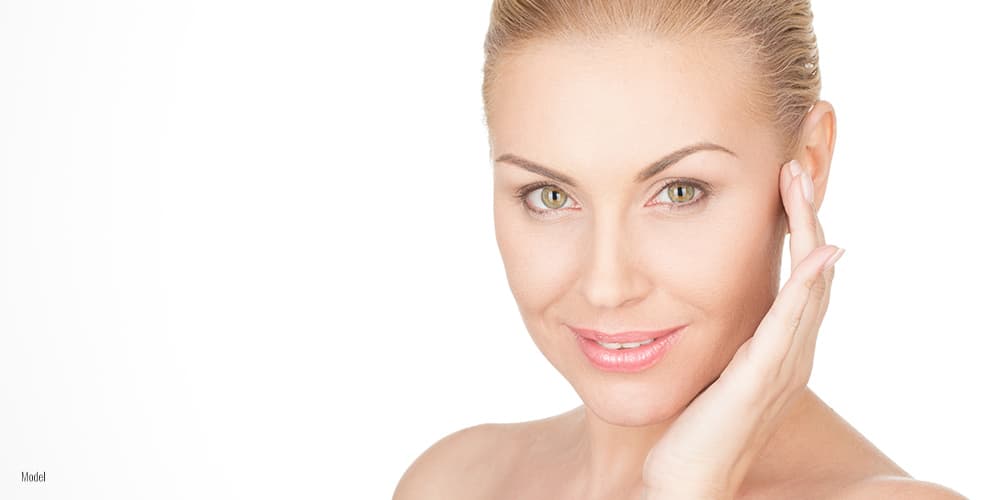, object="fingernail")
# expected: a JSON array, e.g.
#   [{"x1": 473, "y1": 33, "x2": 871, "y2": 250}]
[
  {"x1": 798, "y1": 165, "x2": 815, "y2": 205},
  {"x1": 822, "y1": 247, "x2": 845, "y2": 271},
  {"x1": 789, "y1": 159, "x2": 803, "y2": 177}
]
